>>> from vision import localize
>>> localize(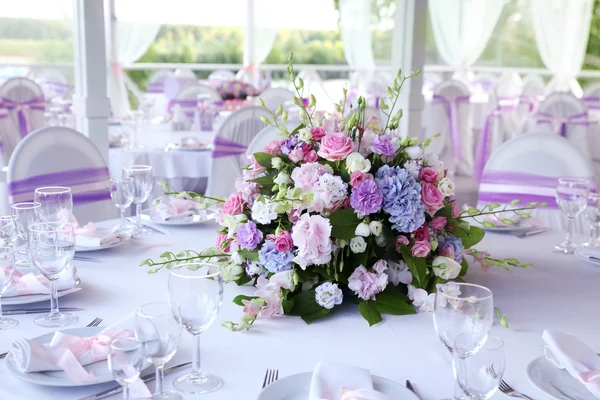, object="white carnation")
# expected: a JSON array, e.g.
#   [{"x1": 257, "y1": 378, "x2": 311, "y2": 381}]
[
  {"x1": 251, "y1": 199, "x2": 278, "y2": 224},
  {"x1": 422, "y1": 152, "x2": 443, "y2": 171},
  {"x1": 403, "y1": 160, "x2": 421, "y2": 179},
  {"x1": 350, "y1": 236, "x2": 367, "y2": 254},
  {"x1": 345, "y1": 152, "x2": 372, "y2": 173},
  {"x1": 315, "y1": 282, "x2": 343, "y2": 309},
  {"x1": 355, "y1": 222, "x2": 371, "y2": 237},
  {"x1": 297, "y1": 127, "x2": 313, "y2": 142},
  {"x1": 405, "y1": 145, "x2": 424, "y2": 160},
  {"x1": 438, "y1": 177, "x2": 455, "y2": 197},
  {"x1": 369, "y1": 221, "x2": 383, "y2": 236},
  {"x1": 432, "y1": 256, "x2": 462, "y2": 280}
]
